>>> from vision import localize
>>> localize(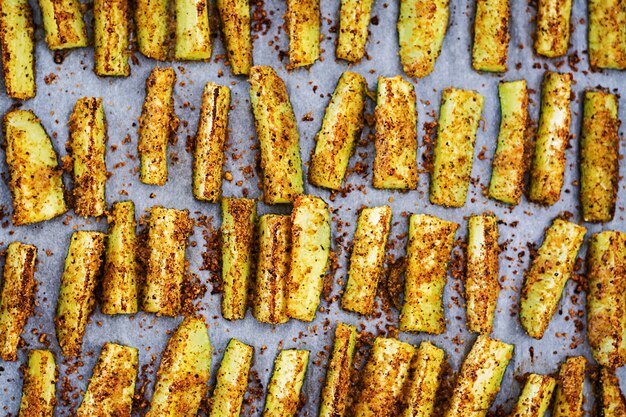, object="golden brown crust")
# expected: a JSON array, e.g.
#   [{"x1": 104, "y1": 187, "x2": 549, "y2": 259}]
[
  {"x1": 19, "y1": 350, "x2": 57, "y2": 417},
  {"x1": 552, "y1": 356, "x2": 585, "y2": 417},
  {"x1": 94, "y1": 0, "x2": 130, "y2": 76},
  {"x1": 0, "y1": 0, "x2": 36, "y2": 99},
  {"x1": 472, "y1": 0, "x2": 509, "y2": 72}
]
